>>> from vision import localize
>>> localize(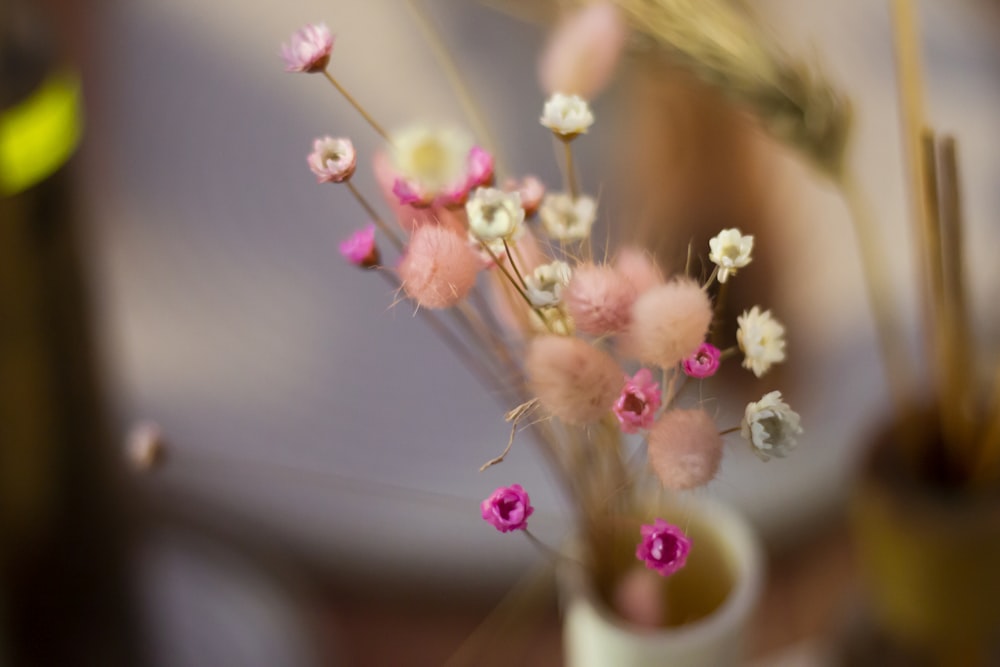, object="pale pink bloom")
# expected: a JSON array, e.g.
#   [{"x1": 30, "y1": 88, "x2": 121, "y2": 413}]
[
  {"x1": 565, "y1": 262, "x2": 636, "y2": 335},
  {"x1": 527, "y1": 335, "x2": 622, "y2": 425},
  {"x1": 682, "y1": 342, "x2": 722, "y2": 379},
  {"x1": 614, "y1": 247, "x2": 664, "y2": 294},
  {"x1": 613, "y1": 369, "x2": 661, "y2": 434},
  {"x1": 281, "y1": 23, "x2": 334, "y2": 73},
  {"x1": 481, "y1": 484, "x2": 534, "y2": 533},
  {"x1": 539, "y1": 2, "x2": 629, "y2": 99},
  {"x1": 504, "y1": 176, "x2": 545, "y2": 217},
  {"x1": 636, "y1": 519, "x2": 692, "y2": 577},
  {"x1": 392, "y1": 177, "x2": 433, "y2": 208},
  {"x1": 307, "y1": 136, "x2": 356, "y2": 183},
  {"x1": 339, "y1": 224, "x2": 378, "y2": 268},
  {"x1": 647, "y1": 409, "x2": 723, "y2": 490},
  {"x1": 625, "y1": 280, "x2": 712, "y2": 369},
  {"x1": 398, "y1": 225, "x2": 480, "y2": 309},
  {"x1": 467, "y1": 147, "x2": 495, "y2": 189}
]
